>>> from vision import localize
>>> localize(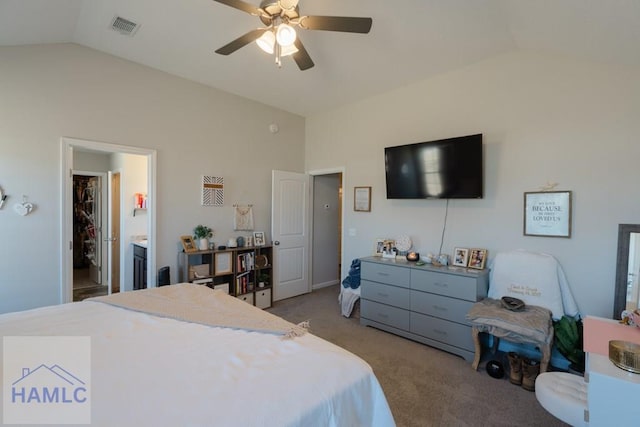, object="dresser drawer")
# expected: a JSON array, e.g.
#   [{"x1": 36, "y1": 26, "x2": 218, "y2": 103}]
[
  {"x1": 411, "y1": 269, "x2": 480, "y2": 301},
  {"x1": 361, "y1": 261, "x2": 410, "y2": 288},
  {"x1": 362, "y1": 280, "x2": 410, "y2": 309},
  {"x1": 410, "y1": 291, "x2": 474, "y2": 324},
  {"x1": 361, "y1": 300, "x2": 410, "y2": 330},
  {"x1": 410, "y1": 312, "x2": 474, "y2": 351}
]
